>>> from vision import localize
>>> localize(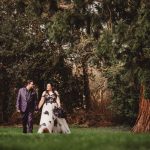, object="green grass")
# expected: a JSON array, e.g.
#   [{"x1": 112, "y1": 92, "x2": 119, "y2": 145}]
[{"x1": 0, "y1": 126, "x2": 150, "y2": 150}]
